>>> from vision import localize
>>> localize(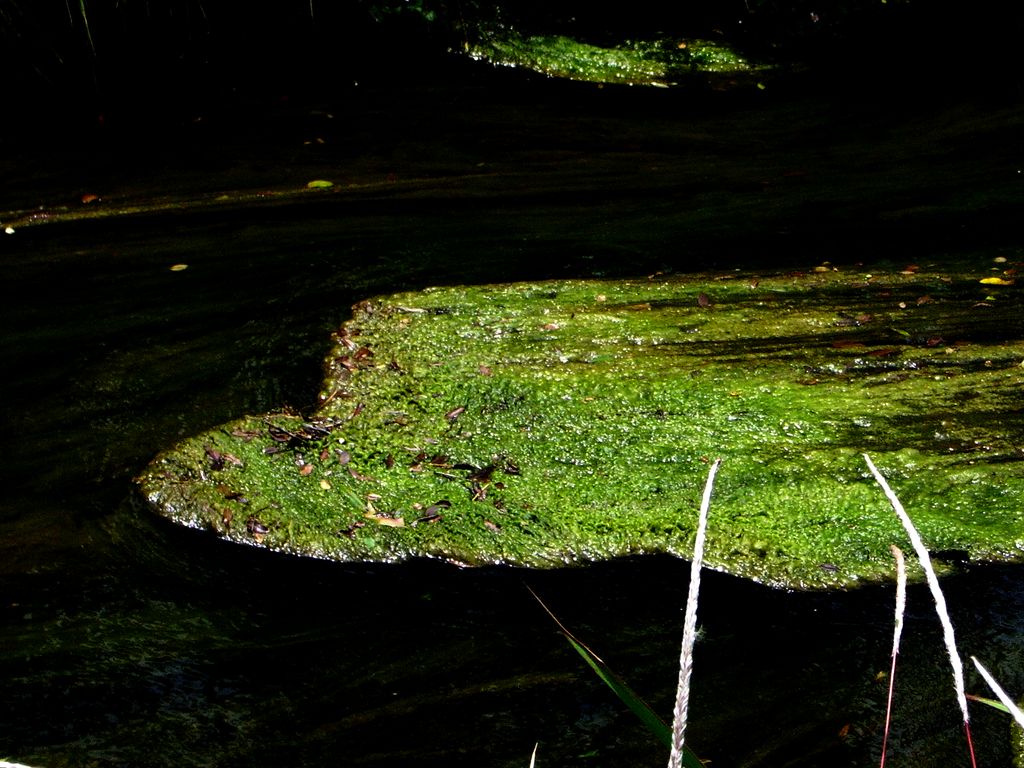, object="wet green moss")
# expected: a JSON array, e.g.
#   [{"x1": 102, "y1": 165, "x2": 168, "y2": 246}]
[
  {"x1": 467, "y1": 30, "x2": 763, "y2": 86},
  {"x1": 138, "y1": 265, "x2": 1024, "y2": 589}
]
